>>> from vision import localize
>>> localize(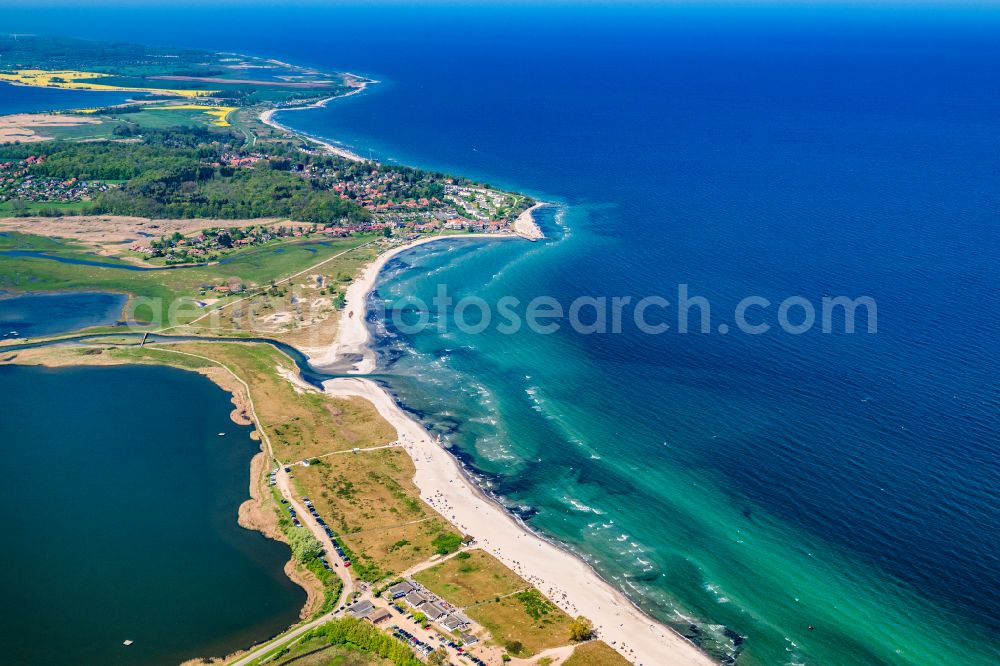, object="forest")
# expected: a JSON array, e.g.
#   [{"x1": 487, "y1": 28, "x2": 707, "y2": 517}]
[{"x1": 0, "y1": 127, "x2": 371, "y2": 223}]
